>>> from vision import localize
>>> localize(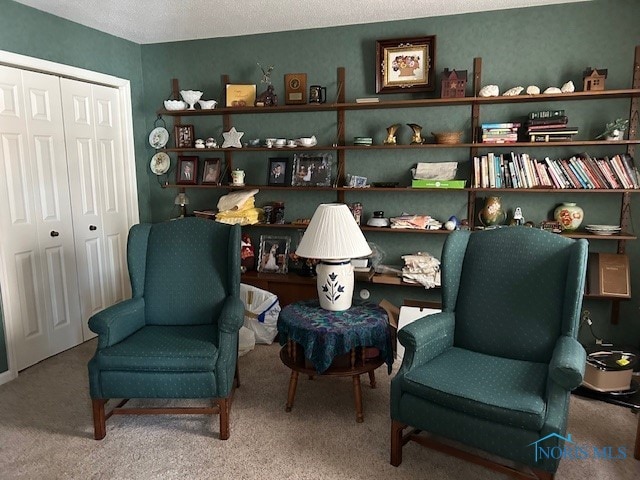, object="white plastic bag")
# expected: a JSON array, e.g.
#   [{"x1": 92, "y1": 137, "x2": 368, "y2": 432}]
[
  {"x1": 240, "y1": 283, "x2": 281, "y2": 344},
  {"x1": 238, "y1": 326, "x2": 256, "y2": 357}
]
